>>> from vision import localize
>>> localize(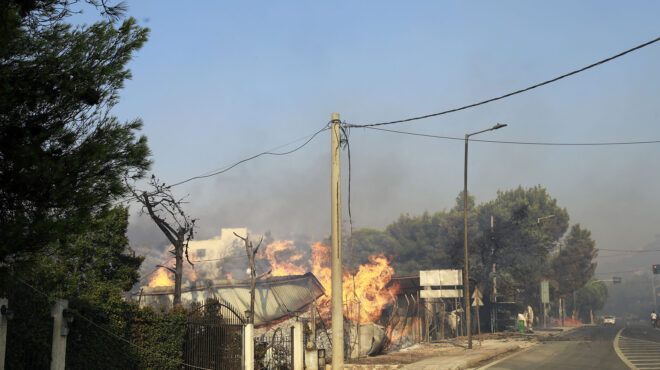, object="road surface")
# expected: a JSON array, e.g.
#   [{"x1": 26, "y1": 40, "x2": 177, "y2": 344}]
[{"x1": 481, "y1": 324, "x2": 660, "y2": 370}]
